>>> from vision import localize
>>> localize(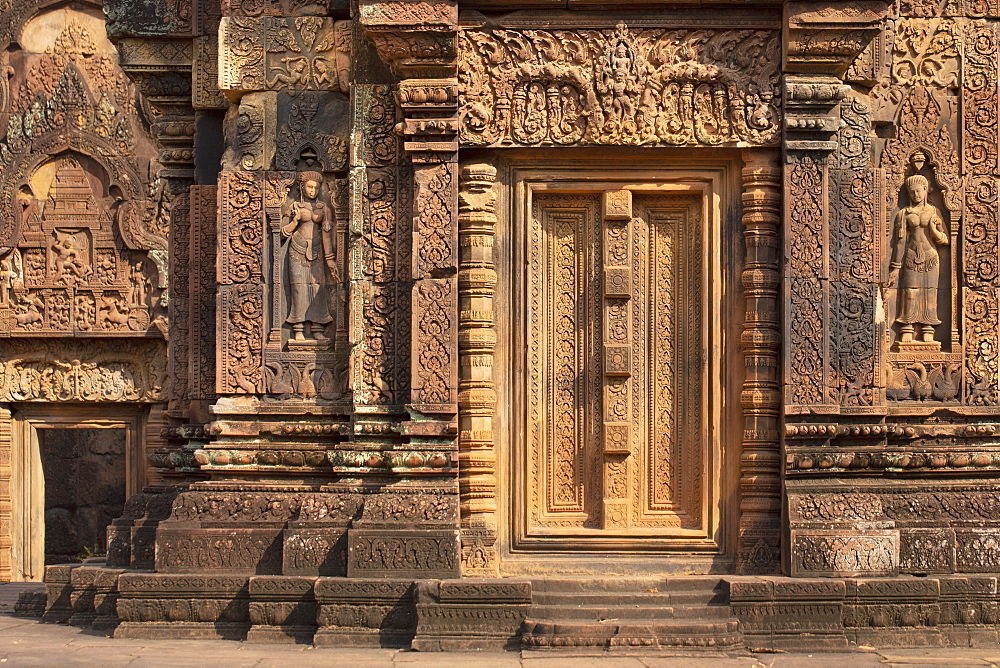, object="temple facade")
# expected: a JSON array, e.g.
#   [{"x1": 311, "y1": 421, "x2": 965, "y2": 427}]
[{"x1": 4, "y1": 0, "x2": 1000, "y2": 651}]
